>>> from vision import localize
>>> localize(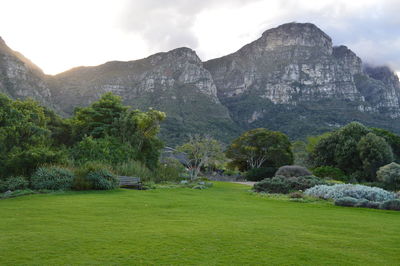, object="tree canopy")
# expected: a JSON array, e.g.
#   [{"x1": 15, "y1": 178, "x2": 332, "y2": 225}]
[{"x1": 226, "y1": 128, "x2": 293, "y2": 171}]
